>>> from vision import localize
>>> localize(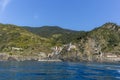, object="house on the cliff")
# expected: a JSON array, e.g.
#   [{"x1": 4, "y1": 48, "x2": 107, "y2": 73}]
[
  {"x1": 105, "y1": 53, "x2": 118, "y2": 58},
  {"x1": 104, "y1": 53, "x2": 120, "y2": 62},
  {"x1": 12, "y1": 47, "x2": 23, "y2": 51},
  {"x1": 67, "y1": 43, "x2": 77, "y2": 51}
]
